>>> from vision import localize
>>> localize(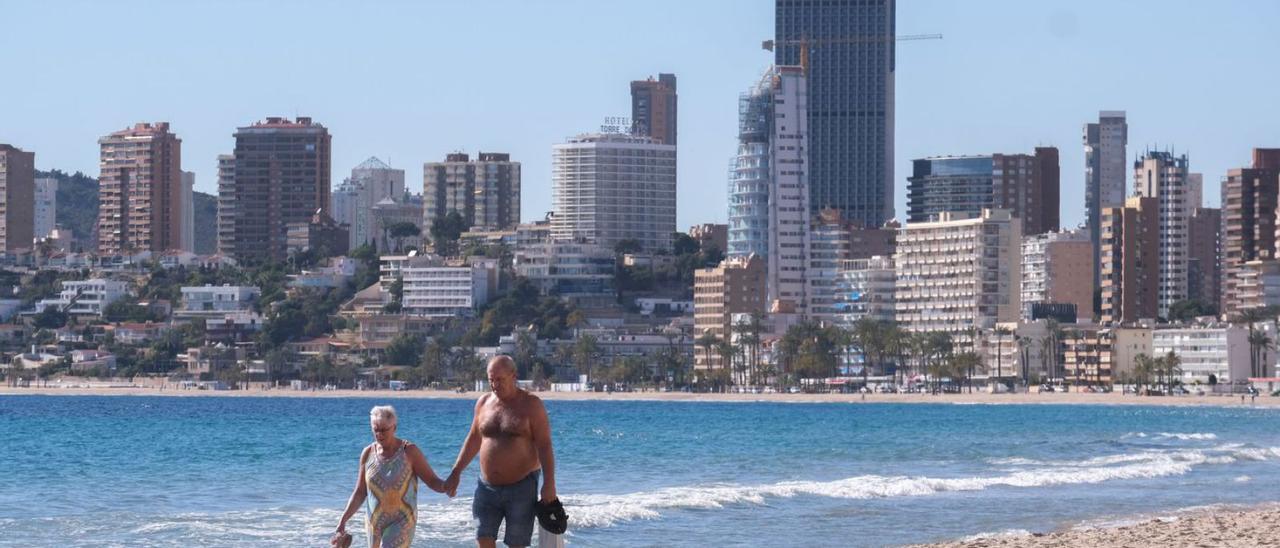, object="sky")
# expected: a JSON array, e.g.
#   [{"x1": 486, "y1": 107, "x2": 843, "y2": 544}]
[{"x1": 2, "y1": 0, "x2": 1278, "y2": 230}]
